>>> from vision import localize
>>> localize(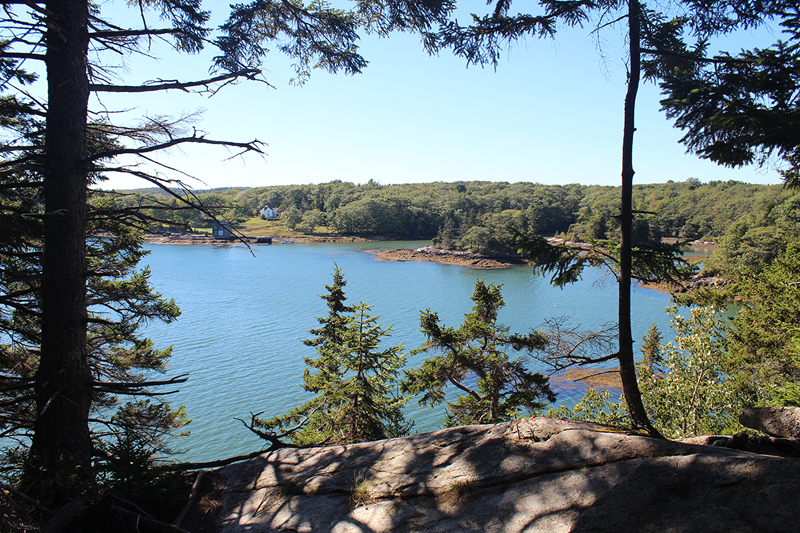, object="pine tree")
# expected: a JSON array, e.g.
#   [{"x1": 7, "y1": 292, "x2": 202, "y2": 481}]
[
  {"x1": 252, "y1": 270, "x2": 410, "y2": 445},
  {"x1": 301, "y1": 265, "x2": 354, "y2": 406},
  {"x1": 421, "y1": 0, "x2": 778, "y2": 436},
  {"x1": 403, "y1": 280, "x2": 554, "y2": 426},
  {"x1": 0, "y1": 111, "x2": 188, "y2": 490},
  {"x1": 657, "y1": 11, "x2": 800, "y2": 186},
  {"x1": 640, "y1": 324, "x2": 663, "y2": 370}
]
